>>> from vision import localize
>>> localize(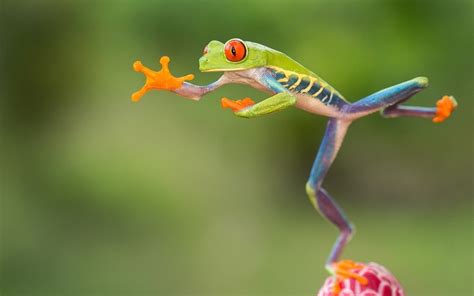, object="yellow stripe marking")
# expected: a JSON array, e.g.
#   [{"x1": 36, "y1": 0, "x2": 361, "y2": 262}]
[
  {"x1": 313, "y1": 84, "x2": 325, "y2": 97},
  {"x1": 288, "y1": 75, "x2": 302, "y2": 90},
  {"x1": 301, "y1": 77, "x2": 316, "y2": 93},
  {"x1": 271, "y1": 67, "x2": 299, "y2": 85}
]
